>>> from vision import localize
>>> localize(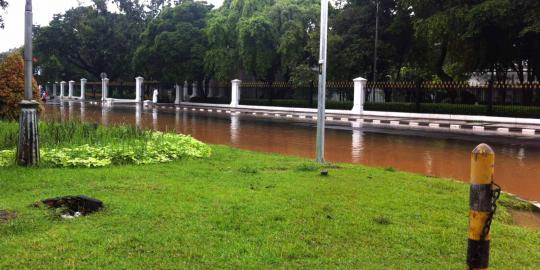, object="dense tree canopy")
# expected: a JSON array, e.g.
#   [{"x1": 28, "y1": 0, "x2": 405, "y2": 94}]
[
  {"x1": 133, "y1": 0, "x2": 212, "y2": 82},
  {"x1": 205, "y1": 0, "x2": 319, "y2": 82},
  {"x1": 27, "y1": 0, "x2": 540, "y2": 84},
  {"x1": 34, "y1": 2, "x2": 144, "y2": 82}
]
